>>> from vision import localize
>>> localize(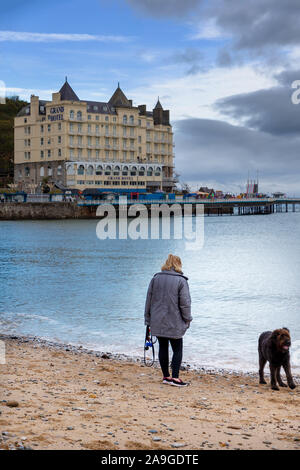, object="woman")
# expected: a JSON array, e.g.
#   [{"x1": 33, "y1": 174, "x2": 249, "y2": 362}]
[{"x1": 144, "y1": 254, "x2": 192, "y2": 387}]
